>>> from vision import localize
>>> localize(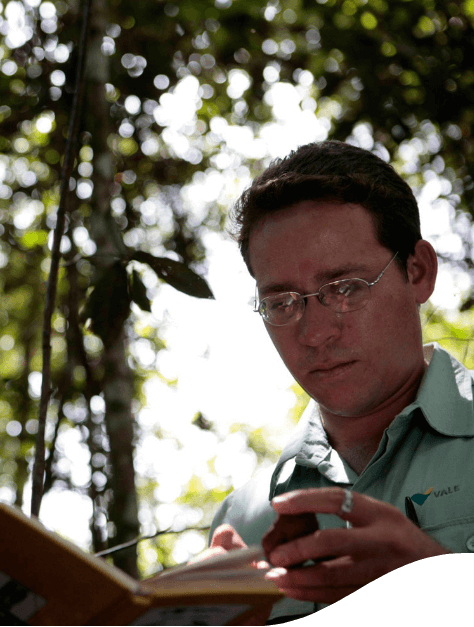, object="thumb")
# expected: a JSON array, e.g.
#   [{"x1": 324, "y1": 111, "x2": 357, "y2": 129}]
[{"x1": 210, "y1": 524, "x2": 248, "y2": 550}]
